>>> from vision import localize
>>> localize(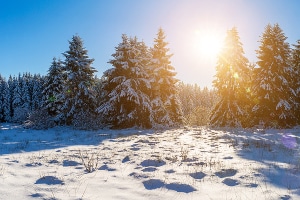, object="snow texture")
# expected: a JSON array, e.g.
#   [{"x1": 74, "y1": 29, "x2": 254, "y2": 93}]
[{"x1": 0, "y1": 123, "x2": 299, "y2": 199}]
